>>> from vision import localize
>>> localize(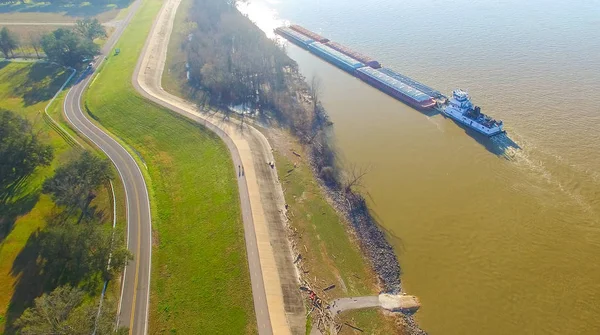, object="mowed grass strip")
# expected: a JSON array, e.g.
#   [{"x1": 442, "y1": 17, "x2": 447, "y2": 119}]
[
  {"x1": 83, "y1": 0, "x2": 256, "y2": 333},
  {"x1": 0, "y1": 61, "x2": 114, "y2": 332}
]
